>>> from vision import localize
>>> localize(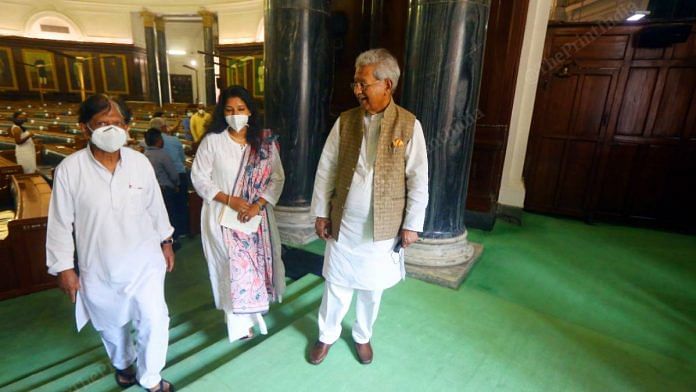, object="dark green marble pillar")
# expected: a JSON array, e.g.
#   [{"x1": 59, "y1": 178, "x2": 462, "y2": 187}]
[
  {"x1": 155, "y1": 18, "x2": 171, "y2": 104},
  {"x1": 141, "y1": 11, "x2": 161, "y2": 105},
  {"x1": 264, "y1": 0, "x2": 332, "y2": 244},
  {"x1": 401, "y1": 0, "x2": 489, "y2": 282}
]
